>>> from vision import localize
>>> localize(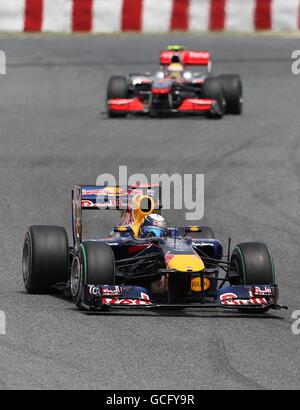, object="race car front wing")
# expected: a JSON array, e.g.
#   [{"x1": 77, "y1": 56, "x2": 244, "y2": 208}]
[
  {"x1": 80, "y1": 284, "x2": 287, "y2": 312},
  {"x1": 107, "y1": 98, "x2": 222, "y2": 117}
]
